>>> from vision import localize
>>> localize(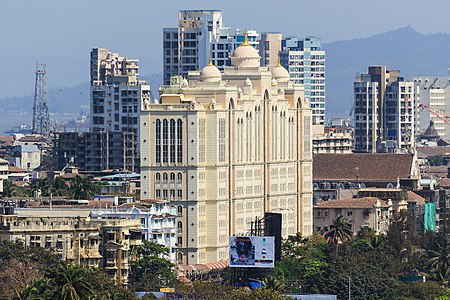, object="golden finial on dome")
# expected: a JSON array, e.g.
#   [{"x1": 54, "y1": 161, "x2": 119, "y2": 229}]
[
  {"x1": 277, "y1": 55, "x2": 281, "y2": 67},
  {"x1": 241, "y1": 31, "x2": 250, "y2": 46},
  {"x1": 207, "y1": 56, "x2": 213, "y2": 66}
]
